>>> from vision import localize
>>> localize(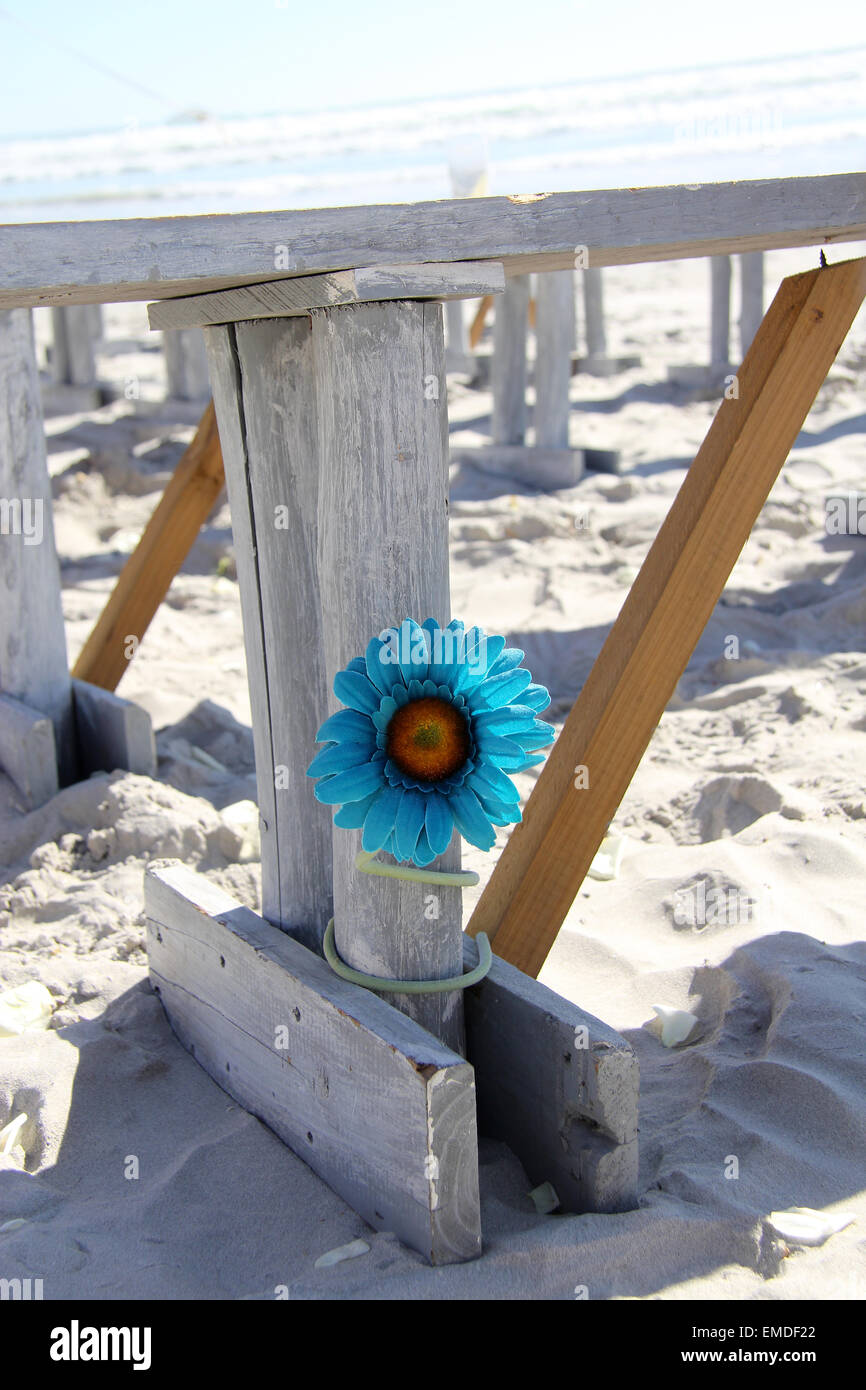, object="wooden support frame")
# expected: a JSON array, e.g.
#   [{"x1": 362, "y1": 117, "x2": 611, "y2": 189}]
[
  {"x1": 154, "y1": 270, "x2": 639, "y2": 1260},
  {"x1": 467, "y1": 256, "x2": 866, "y2": 976}
]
